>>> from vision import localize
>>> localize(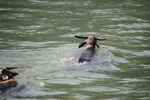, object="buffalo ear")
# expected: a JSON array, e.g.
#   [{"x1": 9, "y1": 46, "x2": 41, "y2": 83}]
[
  {"x1": 74, "y1": 35, "x2": 88, "y2": 39},
  {"x1": 79, "y1": 41, "x2": 86, "y2": 48},
  {"x1": 11, "y1": 72, "x2": 19, "y2": 76}
]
